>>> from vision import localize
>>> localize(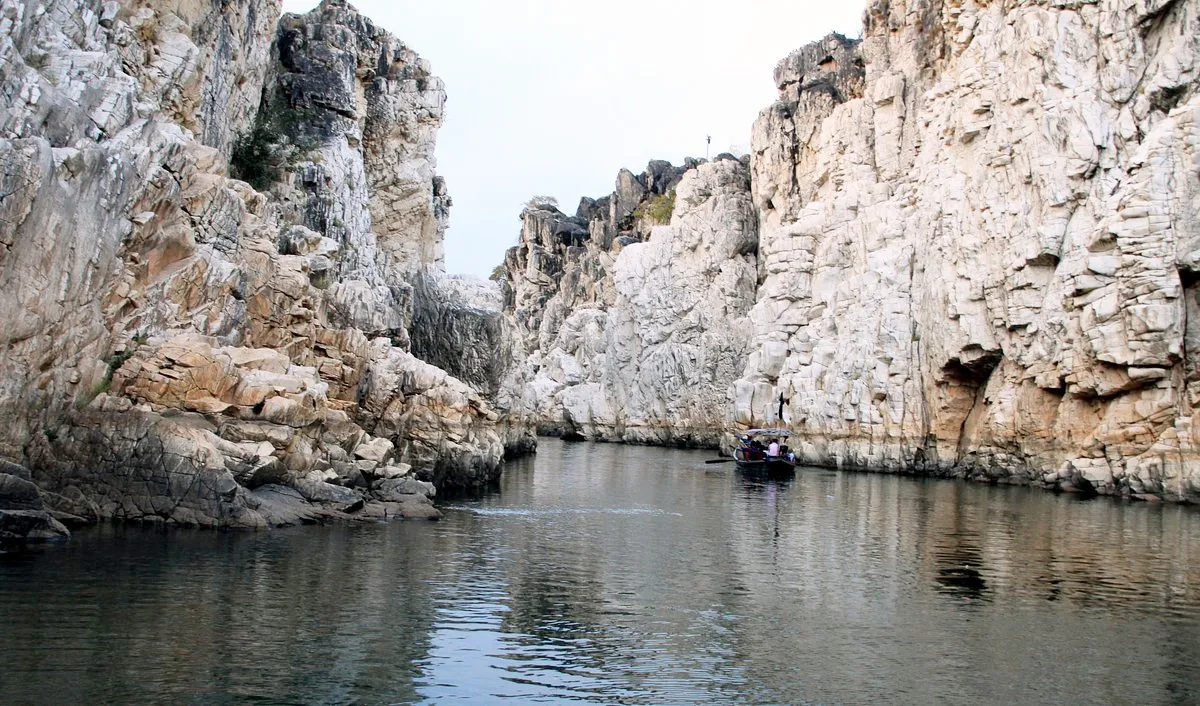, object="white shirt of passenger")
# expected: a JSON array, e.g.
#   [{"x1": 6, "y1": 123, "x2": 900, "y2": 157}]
[{"x1": 767, "y1": 441, "x2": 780, "y2": 457}]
